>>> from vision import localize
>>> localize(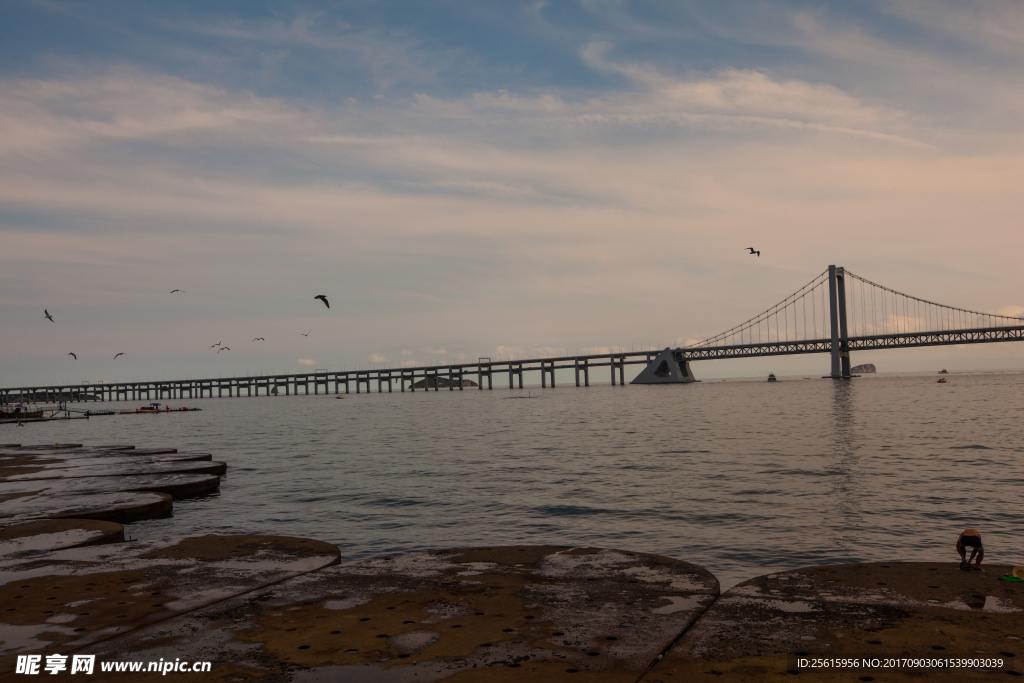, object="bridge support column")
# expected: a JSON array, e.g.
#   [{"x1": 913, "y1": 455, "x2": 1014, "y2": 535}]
[
  {"x1": 838, "y1": 268, "x2": 851, "y2": 378},
  {"x1": 575, "y1": 359, "x2": 589, "y2": 387},
  {"x1": 631, "y1": 348, "x2": 697, "y2": 384},
  {"x1": 827, "y1": 264, "x2": 853, "y2": 379}
]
